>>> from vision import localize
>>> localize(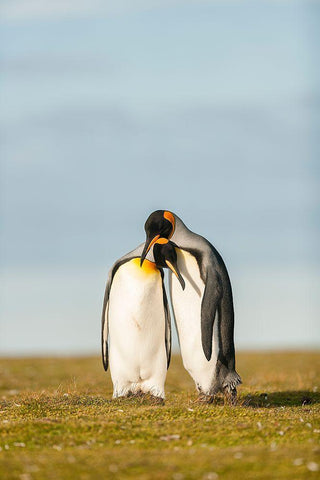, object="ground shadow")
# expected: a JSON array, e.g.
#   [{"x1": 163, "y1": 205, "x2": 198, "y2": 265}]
[
  {"x1": 76, "y1": 391, "x2": 320, "y2": 408},
  {"x1": 239, "y1": 390, "x2": 320, "y2": 408}
]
